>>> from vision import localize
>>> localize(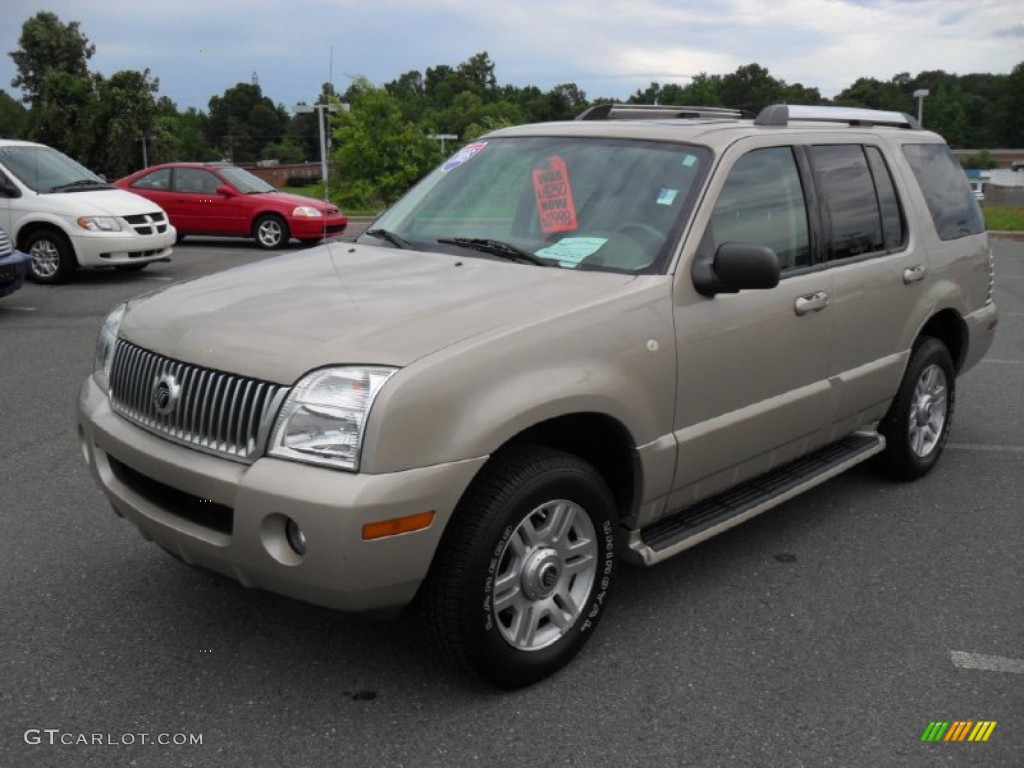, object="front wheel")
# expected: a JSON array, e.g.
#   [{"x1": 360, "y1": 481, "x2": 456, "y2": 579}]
[
  {"x1": 418, "y1": 447, "x2": 617, "y2": 688},
  {"x1": 253, "y1": 214, "x2": 289, "y2": 250},
  {"x1": 876, "y1": 336, "x2": 956, "y2": 480},
  {"x1": 25, "y1": 229, "x2": 76, "y2": 284}
]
